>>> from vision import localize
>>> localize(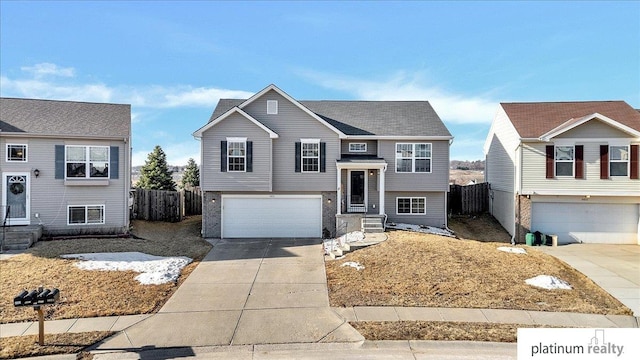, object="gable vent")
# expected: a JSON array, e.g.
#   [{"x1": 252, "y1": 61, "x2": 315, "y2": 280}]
[{"x1": 267, "y1": 100, "x2": 278, "y2": 114}]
